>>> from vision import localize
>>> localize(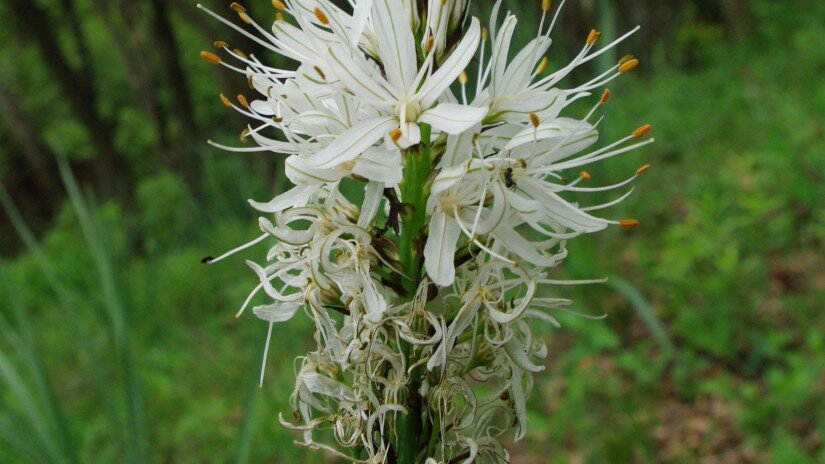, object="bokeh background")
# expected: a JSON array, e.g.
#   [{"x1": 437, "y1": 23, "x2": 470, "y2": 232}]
[{"x1": 1, "y1": 0, "x2": 824, "y2": 462}]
